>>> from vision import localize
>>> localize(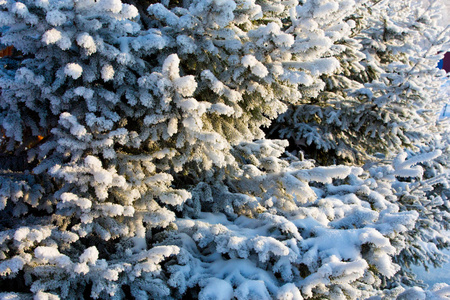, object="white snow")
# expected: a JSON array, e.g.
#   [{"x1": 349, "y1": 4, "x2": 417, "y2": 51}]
[
  {"x1": 11, "y1": 2, "x2": 28, "y2": 16},
  {"x1": 162, "y1": 54, "x2": 180, "y2": 80},
  {"x1": 60, "y1": 193, "x2": 92, "y2": 210},
  {"x1": 77, "y1": 33, "x2": 97, "y2": 55},
  {"x1": 93, "y1": 170, "x2": 113, "y2": 185},
  {"x1": 412, "y1": 246, "x2": 450, "y2": 287},
  {"x1": 173, "y1": 76, "x2": 197, "y2": 97},
  {"x1": 34, "y1": 291, "x2": 60, "y2": 300},
  {"x1": 167, "y1": 118, "x2": 178, "y2": 136},
  {"x1": 97, "y1": 0, "x2": 122, "y2": 13},
  {"x1": 13, "y1": 227, "x2": 30, "y2": 241},
  {"x1": 121, "y1": 4, "x2": 138, "y2": 19},
  {"x1": 277, "y1": 283, "x2": 303, "y2": 300},
  {"x1": 1, "y1": 0, "x2": 450, "y2": 298},
  {"x1": 79, "y1": 246, "x2": 99, "y2": 264},
  {"x1": 84, "y1": 155, "x2": 103, "y2": 170},
  {"x1": 100, "y1": 64, "x2": 115, "y2": 81},
  {"x1": 74, "y1": 262, "x2": 89, "y2": 275},
  {"x1": 296, "y1": 58, "x2": 340, "y2": 76},
  {"x1": 242, "y1": 55, "x2": 269, "y2": 78},
  {"x1": 58, "y1": 112, "x2": 87, "y2": 139},
  {"x1": 46, "y1": 10, "x2": 67, "y2": 26},
  {"x1": 42, "y1": 29, "x2": 62, "y2": 45},
  {"x1": 34, "y1": 247, "x2": 71, "y2": 267},
  {"x1": 210, "y1": 103, "x2": 234, "y2": 116},
  {"x1": 177, "y1": 35, "x2": 197, "y2": 54},
  {"x1": 64, "y1": 63, "x2": 83, "y2": 79},
  {"x1": 103, "y1": 269, "x2": 119, "y2": 281},
  {"x1": 199, "y1": 278, "x2": 233, "y2": 300}
]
